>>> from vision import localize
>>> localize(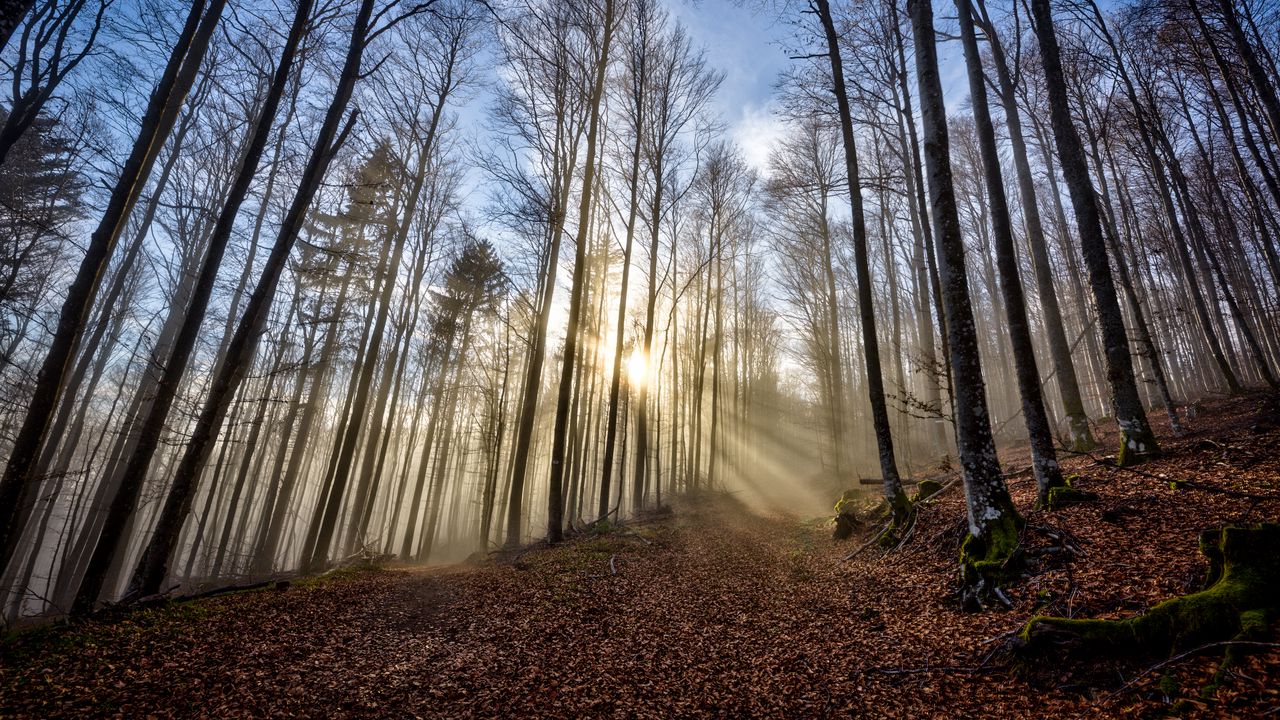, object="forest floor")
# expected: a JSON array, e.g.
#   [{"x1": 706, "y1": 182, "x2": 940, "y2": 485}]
[{"x1": 2, "y1": 394, "x2": 1280, "y2": 718}]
